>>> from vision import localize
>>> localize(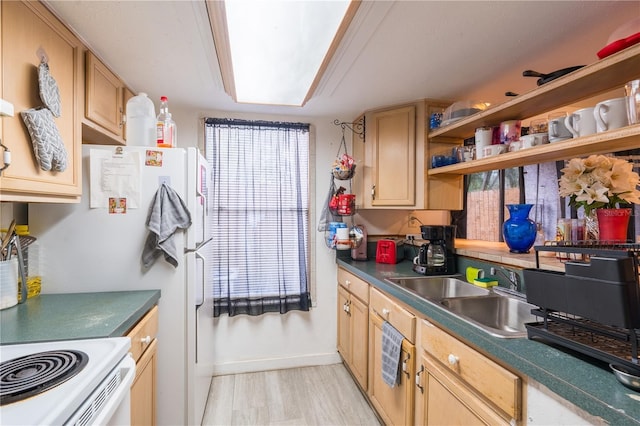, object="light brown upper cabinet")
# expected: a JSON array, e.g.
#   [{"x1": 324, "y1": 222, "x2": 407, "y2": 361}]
[
  {"x1": 83, "y1": 51, "x2": 133, "y2": 145},
  {"x1": 355, "y1": 103, "x2": 419, "y2": 209},
  {"x1": 0, "y1": 0, "x2": 83, "y2": 203},
  {"x1": 353, "y1": 99, "x2": 461, "y2": 210}
]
